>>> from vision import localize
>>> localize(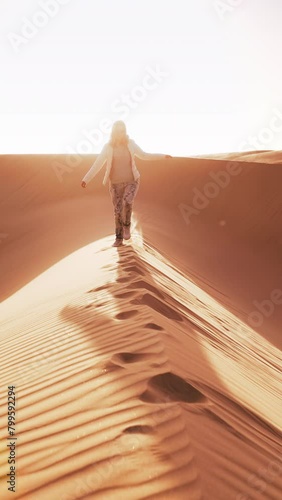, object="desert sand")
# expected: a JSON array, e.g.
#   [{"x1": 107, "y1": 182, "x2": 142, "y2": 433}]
[
  {"x1": 0, "y1": 152, "x2": 281, "y2": 499},
  {"x1": 194, "y1": 150, "x2": 282, "y2": 164}
]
